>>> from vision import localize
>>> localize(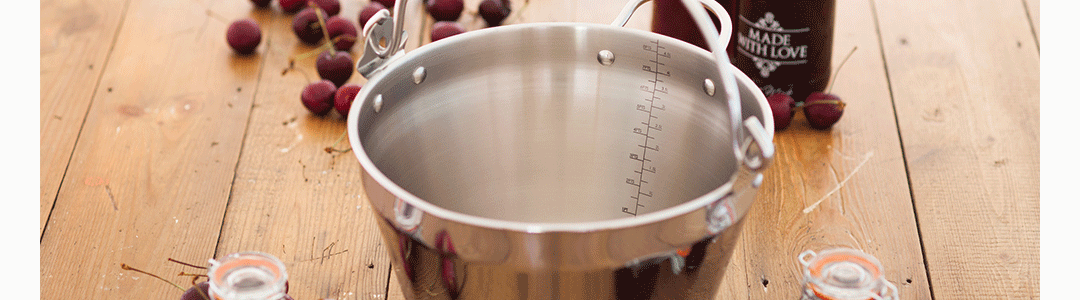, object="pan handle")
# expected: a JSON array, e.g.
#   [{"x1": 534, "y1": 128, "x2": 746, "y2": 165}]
[
  {"x1": 356, "y1": 0, "x2": 412, "y2": 77},
  {"x1": 610, "y1": 0, "x2": 733, "y2": 51}
]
